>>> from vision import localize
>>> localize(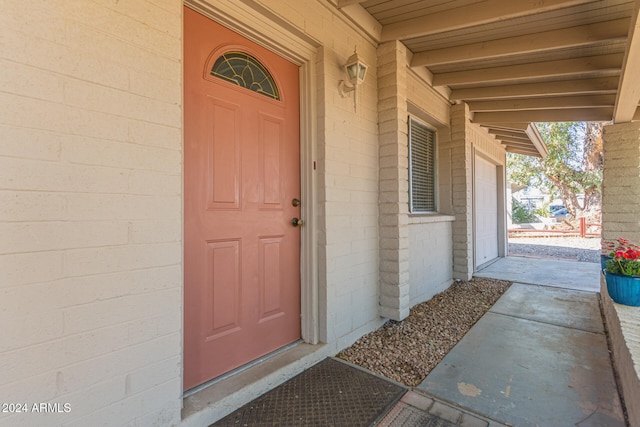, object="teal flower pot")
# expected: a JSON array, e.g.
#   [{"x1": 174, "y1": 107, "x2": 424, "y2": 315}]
[{"x1": 605, "y1": 272, "x2": 640, "y2": 306}]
